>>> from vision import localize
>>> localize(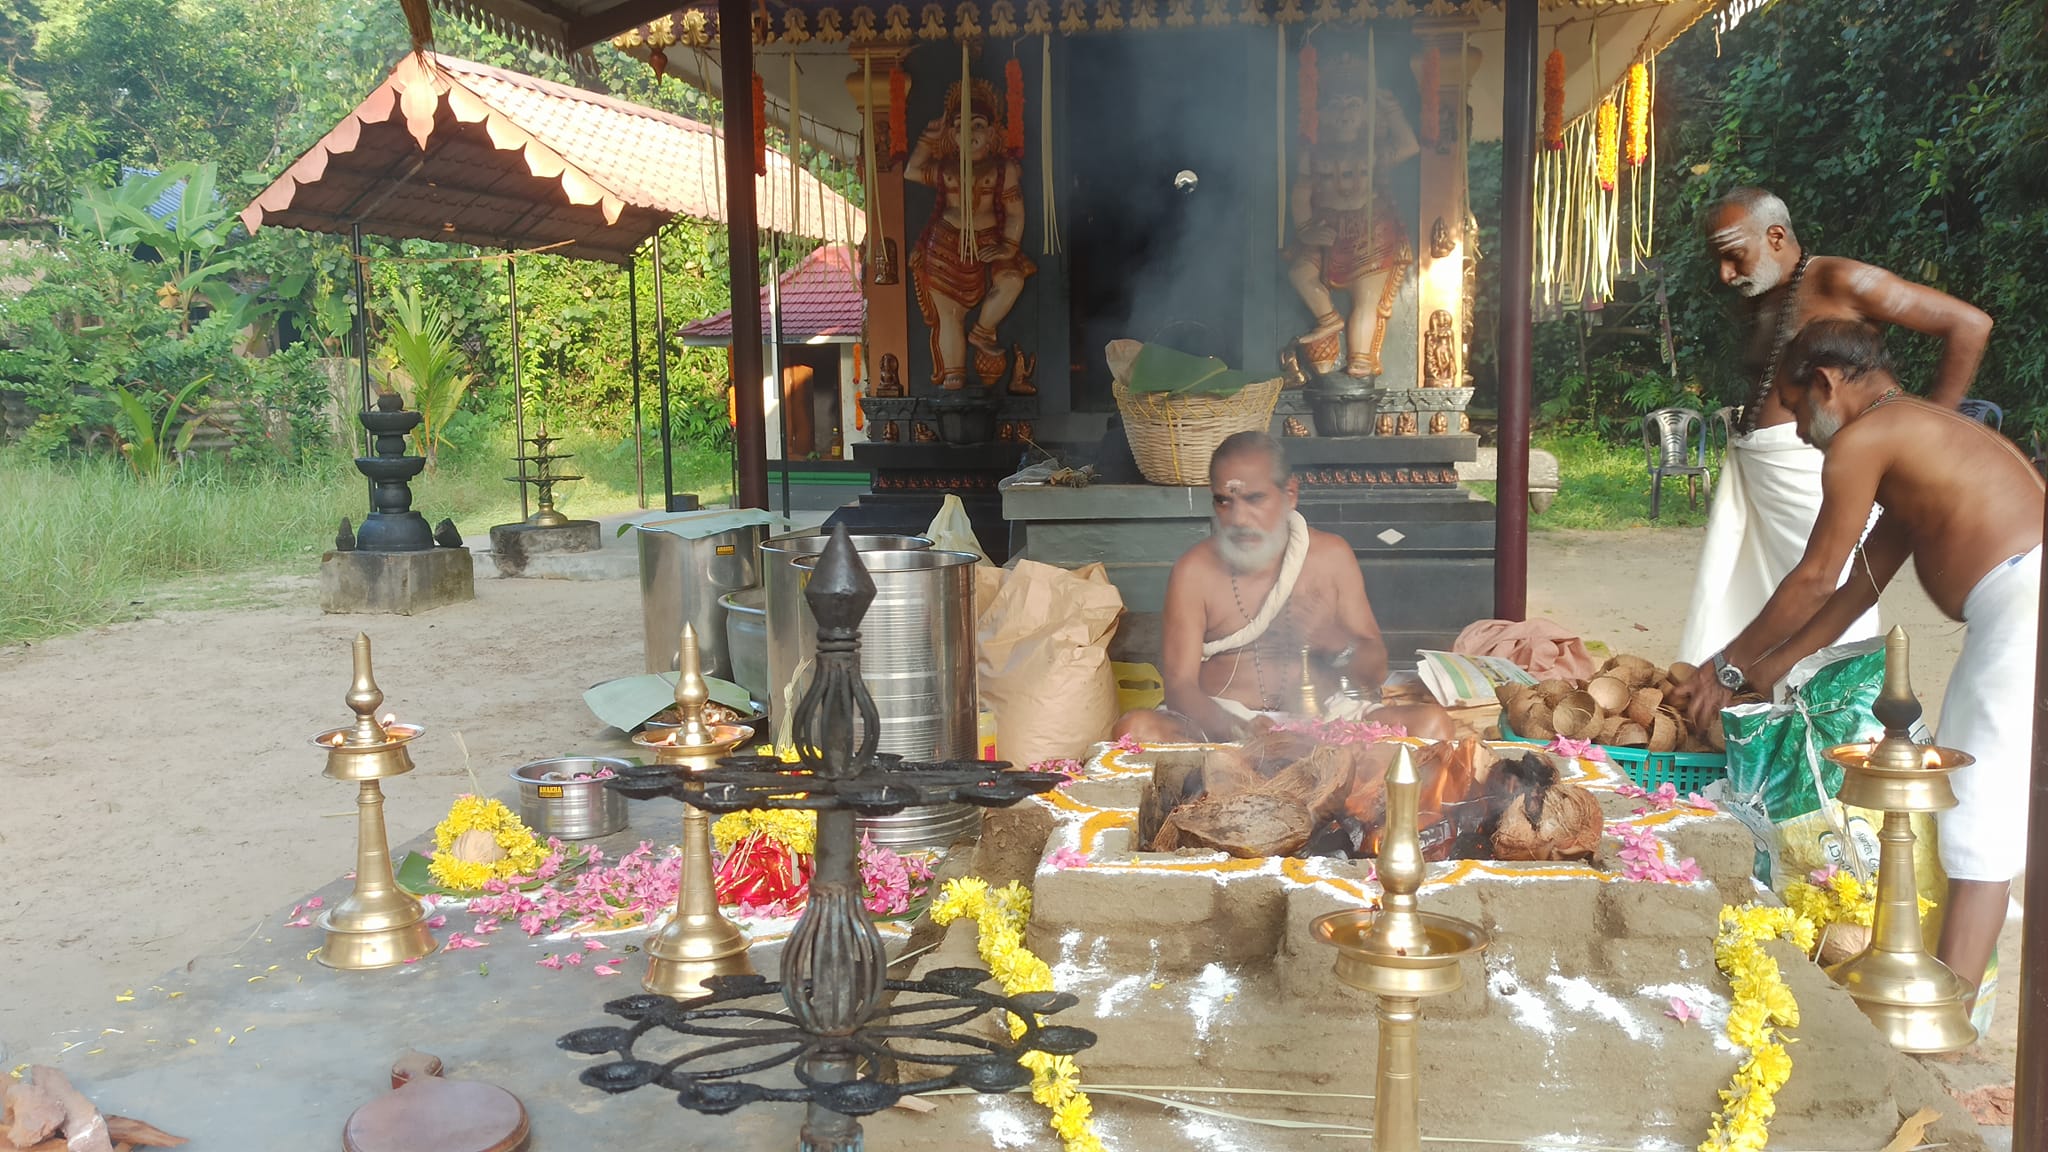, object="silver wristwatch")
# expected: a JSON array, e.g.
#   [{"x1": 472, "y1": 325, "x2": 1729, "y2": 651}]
[{"x1": 1712, "y1": 651, "x2": 1746, "y2": 691}]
